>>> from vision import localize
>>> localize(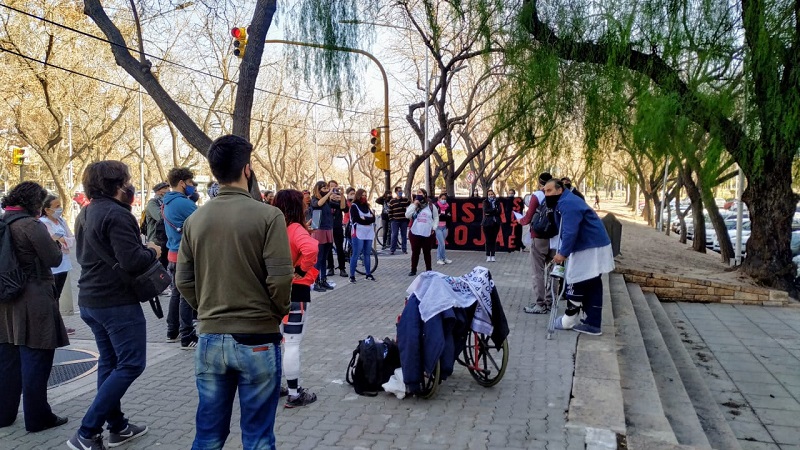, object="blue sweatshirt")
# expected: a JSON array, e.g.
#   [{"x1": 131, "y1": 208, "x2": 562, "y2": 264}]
[
  {"x1": 163, "y1": 191, "x2": 197, "y2": 254},
  {"x1": 554, "y1": 189, "x2": 611, "y2": 257}
]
